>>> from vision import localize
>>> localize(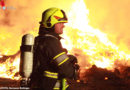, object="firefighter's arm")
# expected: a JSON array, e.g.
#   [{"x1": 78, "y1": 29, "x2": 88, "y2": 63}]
[
  {"x1": 45, "y1": 38, "x2": 79, "y2": 79},
  {"x1": 68, "y1": 55, "x2": 80, "y2": 80},
  {"x1": 54, "y1": 53, "x2": 80, "y2": 80}
]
